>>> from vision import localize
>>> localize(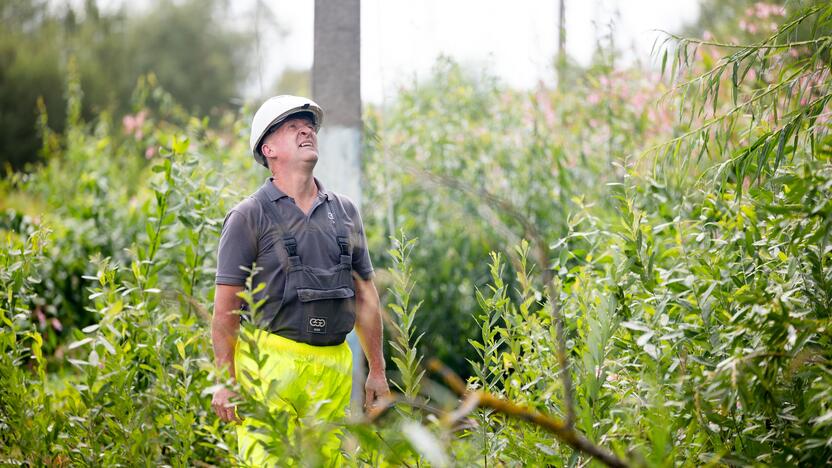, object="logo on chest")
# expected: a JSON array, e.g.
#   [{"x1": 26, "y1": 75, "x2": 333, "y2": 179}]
[{"x1": 308, "y1": 317, "x2": 327, "y2": 334}]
